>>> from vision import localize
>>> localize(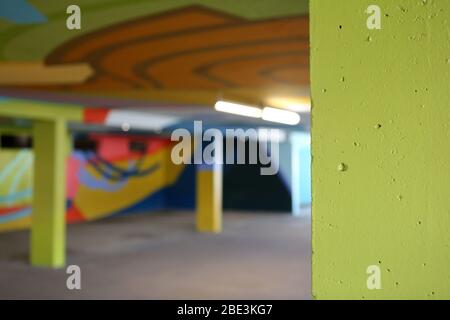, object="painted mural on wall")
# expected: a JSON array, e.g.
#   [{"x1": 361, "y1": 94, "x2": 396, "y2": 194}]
[
  {"x1": 0, "y1": 135, "x2": 191, "y2": 232},
  {"x1": 0, "y1": 133, "x2": 311, "y2": 233},
  {"x1": 0, "y1": 149, "x2": 33, "y2": 231}
]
